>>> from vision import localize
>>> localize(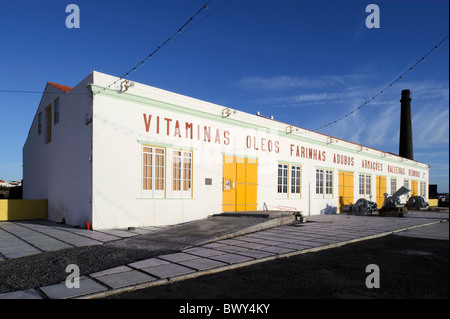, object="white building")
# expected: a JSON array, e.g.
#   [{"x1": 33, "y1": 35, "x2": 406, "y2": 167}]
[{"x1": 23, "y1": 71, "x2": 429, "y2": 230}]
